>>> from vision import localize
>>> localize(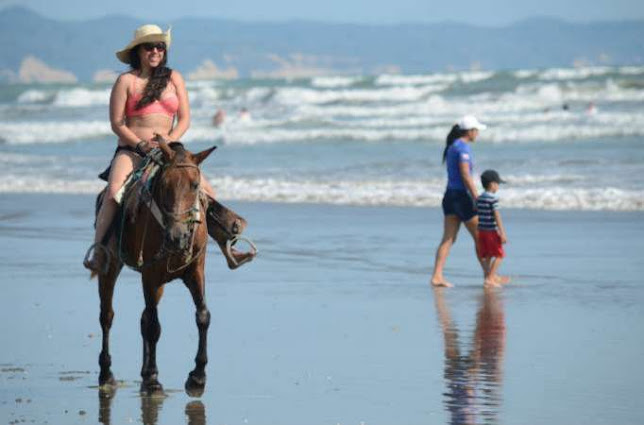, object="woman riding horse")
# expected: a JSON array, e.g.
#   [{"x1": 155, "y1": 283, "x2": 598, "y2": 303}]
[{"x1": 84, "y1": 24, "x2": 253, "y2": 273}]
